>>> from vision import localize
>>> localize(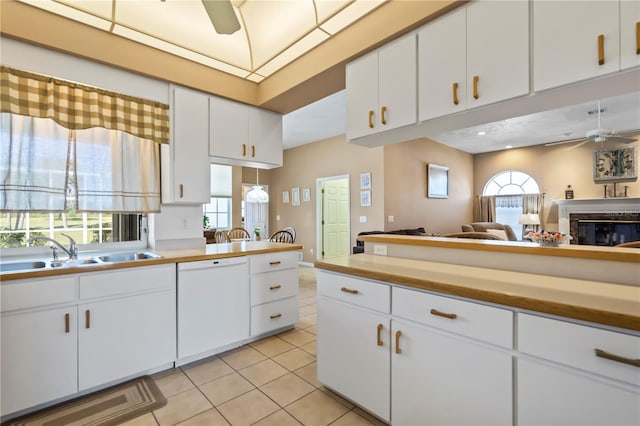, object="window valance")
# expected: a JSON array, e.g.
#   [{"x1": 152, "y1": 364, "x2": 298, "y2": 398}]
[{"x1": 0, "y1": 66, "x2": 169, "y2": 145}]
